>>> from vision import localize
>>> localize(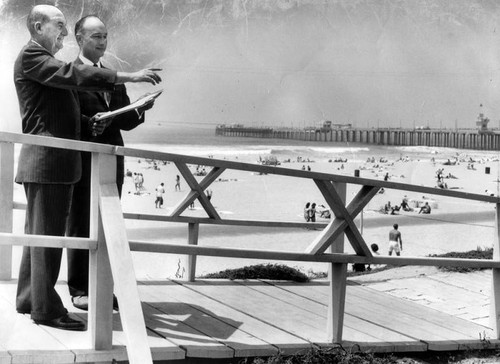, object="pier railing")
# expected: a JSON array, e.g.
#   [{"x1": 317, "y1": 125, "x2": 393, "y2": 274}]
[
  {"x1": 216, "y1": 125, "x2": 500, "y2": 150},
  {"x1": 1, "y1": 131, "x2": 500, "y2": 363}
]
